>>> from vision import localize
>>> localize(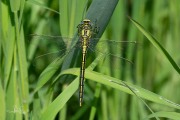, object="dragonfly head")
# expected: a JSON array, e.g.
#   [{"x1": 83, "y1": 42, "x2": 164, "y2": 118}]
[
  {"x1": 82, "y1": 19, "x2": 91, "y2": 25},
  {"x1": 83, "y1": 19, "x2": 90, "y2": 22}
]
